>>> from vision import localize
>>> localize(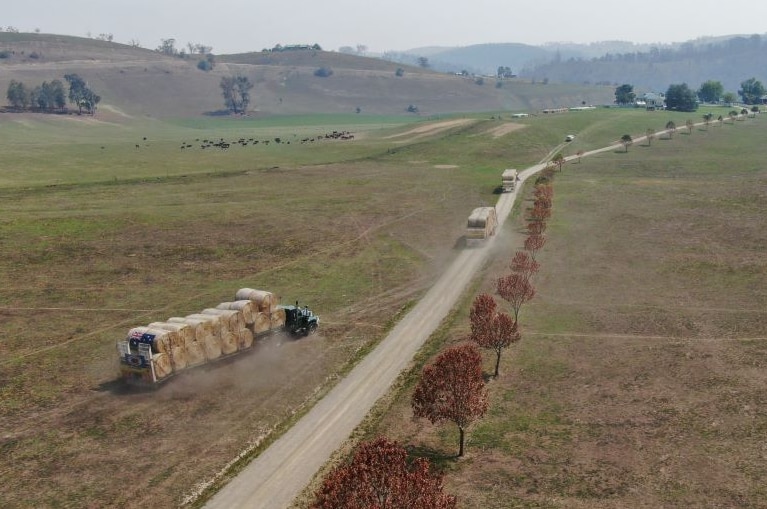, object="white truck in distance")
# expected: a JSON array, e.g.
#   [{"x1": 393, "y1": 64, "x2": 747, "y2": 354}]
[{"x1": 502, "y1": 169, "x2": 519, "y2": 192}]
